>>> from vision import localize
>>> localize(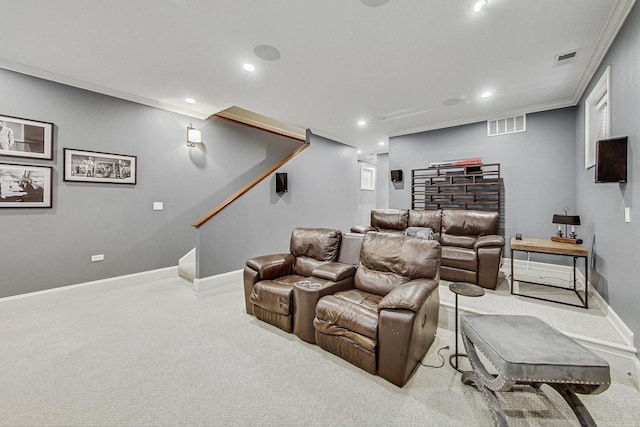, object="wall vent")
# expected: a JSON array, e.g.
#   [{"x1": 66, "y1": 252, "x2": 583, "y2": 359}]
[
  {"x1": 487, "y1": 114, "x2": 526, "y2": 136},
  {"x1": 554, "y1": 49, "x2": 579, "y2": 66}
]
